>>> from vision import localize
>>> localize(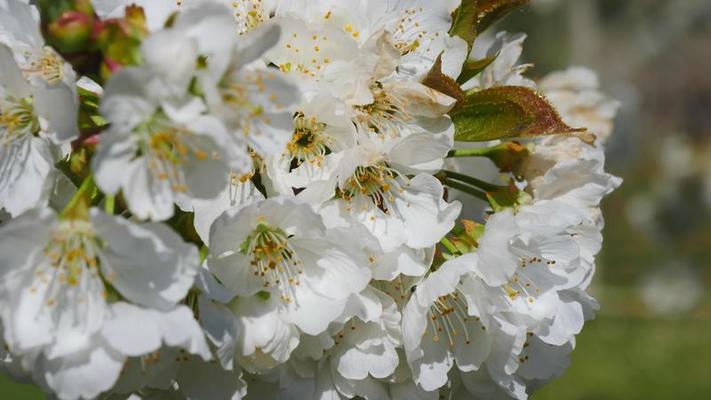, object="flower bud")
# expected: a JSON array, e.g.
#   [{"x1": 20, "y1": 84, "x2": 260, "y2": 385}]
[{"x1": 47, "y1": 10, "x2": 93, "y2": 53}]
